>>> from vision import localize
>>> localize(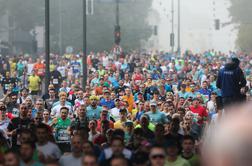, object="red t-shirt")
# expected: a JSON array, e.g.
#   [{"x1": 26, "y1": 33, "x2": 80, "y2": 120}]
[
  {"x1": 93, "y1": 134, "x2": 107, "y2": 145},
  {"x1": 96, "y1": 119, "x2": 114, "y2": 132},
  {"x1": 189, "y1": 105, "x2": 208, "y2": 124}
]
